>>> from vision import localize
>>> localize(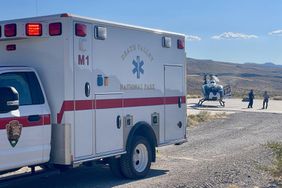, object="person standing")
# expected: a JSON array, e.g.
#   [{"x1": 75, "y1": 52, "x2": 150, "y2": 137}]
[
  {"x1": 248, "y1": 89, "x2": 254, "y2": 108},
  {"x1": 262, "y1": 91, "x2": 270, "y2": 109}
]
